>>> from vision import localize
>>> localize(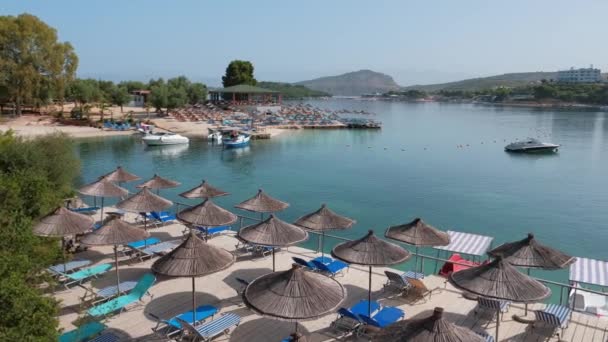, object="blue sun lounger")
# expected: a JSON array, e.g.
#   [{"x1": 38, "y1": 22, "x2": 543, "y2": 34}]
[
  {"x1": 87, "y1": 273, "x2": 155, "y2": 318},
  {"x1": 358, "y1": 306, "x2": 405, "y2": 331},
  {"x1": 177, "y1": 313, "x2": 241, "y2": 342},
  {"x1": 127, "y1": 237, "x2": 161, "y2": 249},
  {"x1": 331, "y1": 300, "x2": 382, "y2": 334},
  {"x1": 130, "y1": 240, "x2": 181, "y2": 261},
  {"x1": 311, "y1": 259, "x2": 349, "y2": 277},
  {"x1": 59, "y1": 322, "x2": 106, "y2": 342},
  {"x1": 150, "y1": 211, "x2": 177, "y2": 227},
  {"x1": 69, "y1": 206, "x2": 100, "y2": 214},
  {"x1": 151, "y1": 304, "x2": 219, "y2": 338},
  {"x1": 195, "y1": 225, "x2": 232, "y2": 239},
  {"x1": 61, "y1": 263, "x2": 113, "y2": 289},
  {"x1": 48, "y1": 259, "x2": 92, "y2": 276},
  {"x1": 534, "y1": 304, "x2": 572, "y2": 338}
]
